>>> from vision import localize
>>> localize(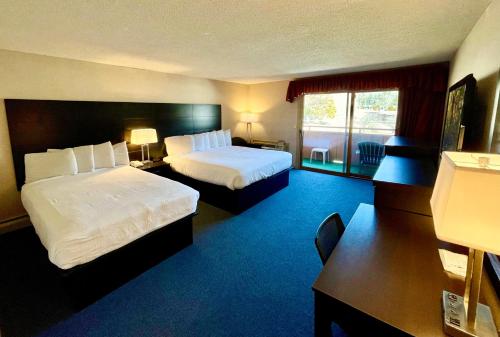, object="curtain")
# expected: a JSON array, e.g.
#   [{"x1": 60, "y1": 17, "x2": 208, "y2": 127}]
[{"x1": 286, "y1": 62, "x2": 449, "y2": 143}]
